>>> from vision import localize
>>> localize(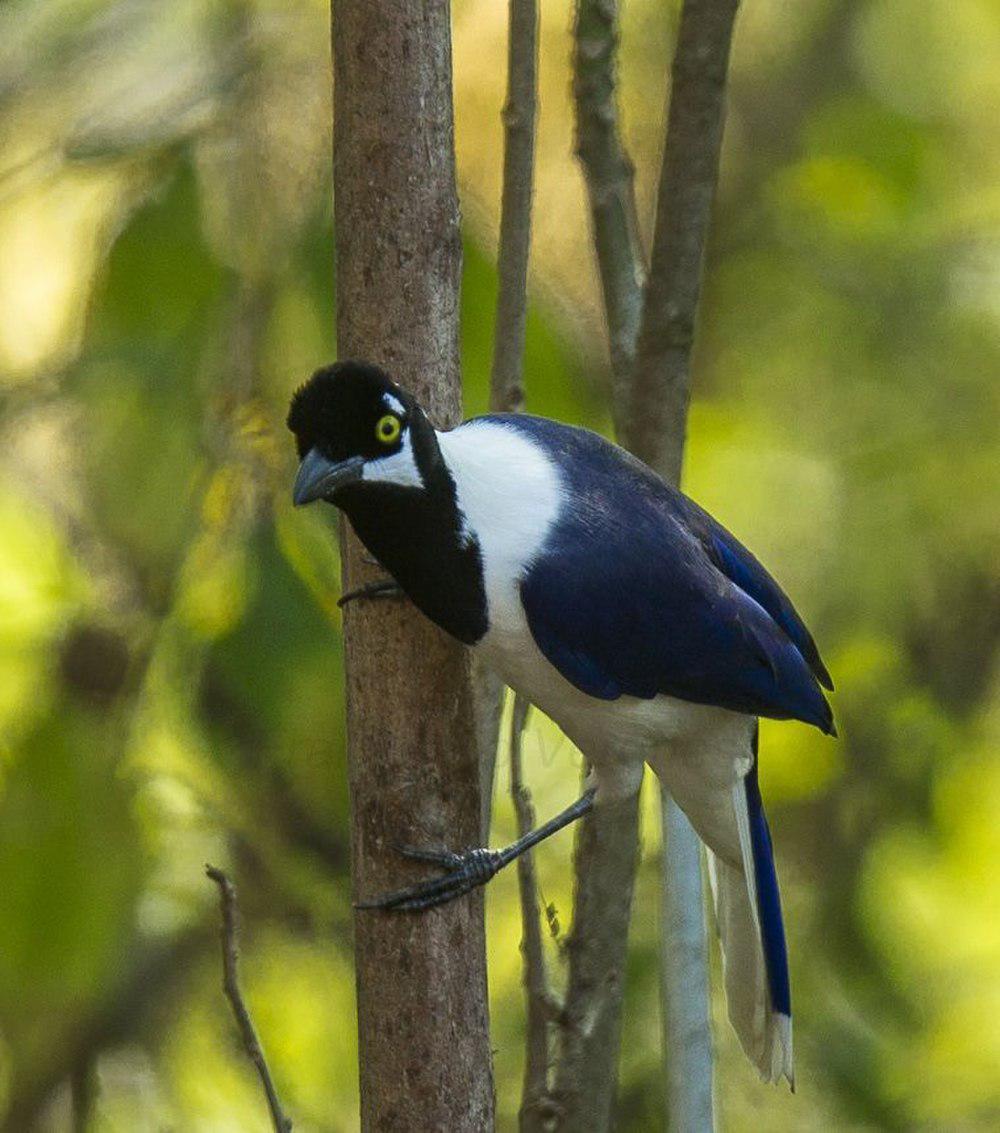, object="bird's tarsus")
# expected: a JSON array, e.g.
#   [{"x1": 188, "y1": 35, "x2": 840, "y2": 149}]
[
  {"x1": 356, "y1": 791, "x2": 596, "y2": 914},
  {"x1": 356, "y1": 845, "x2": 504, "y2": 913}
]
